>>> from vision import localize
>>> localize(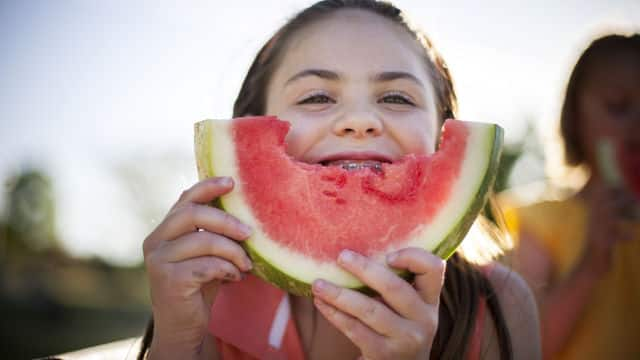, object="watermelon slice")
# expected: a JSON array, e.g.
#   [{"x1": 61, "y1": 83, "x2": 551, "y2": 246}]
[
  {"x1": 597, "y1": 138, "x2": 640, "y2": 200},
  {"x1": 597, "y1": 139, "x2": 625, "y2": 188},
  {"x1": 194, "y1": 116, "x2": 502, "y2": 296},
  {"x1": 620, "y1": 149, "x2": 640, "y2": 200}
]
